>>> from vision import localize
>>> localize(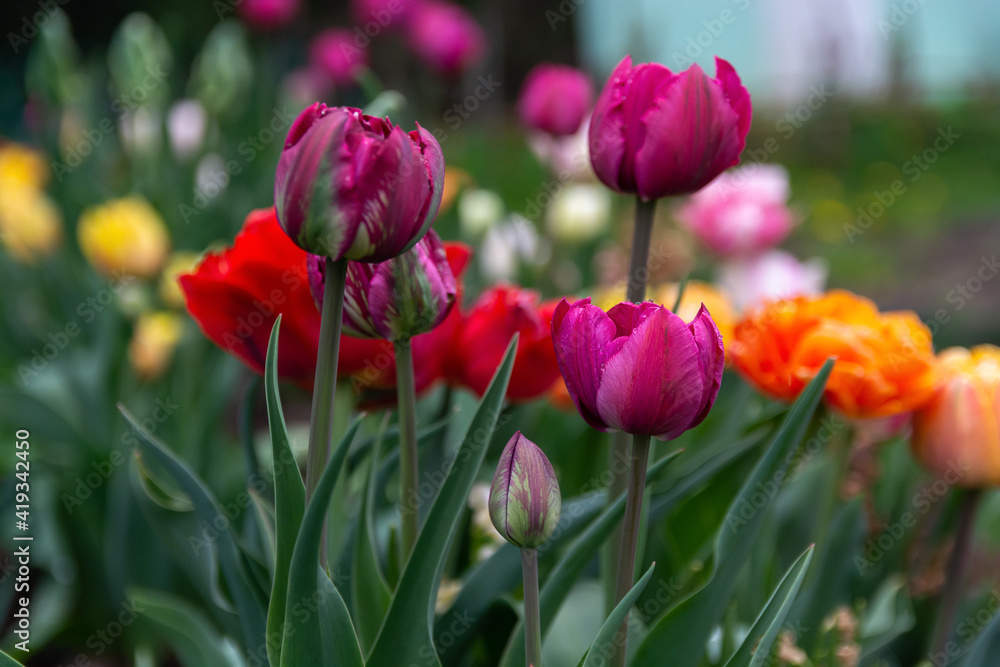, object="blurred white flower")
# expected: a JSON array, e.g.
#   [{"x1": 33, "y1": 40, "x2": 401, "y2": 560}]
[
  {"x1": 167, "y1": 99, "x2": 207, "y2": 161},
  {"x1": 195, "y1": 153, "x2": 229, "y2": 204},
  {"x1": 480, "y1": 215, "x2": 550, "y2": 283},
  {"x1": 119, "y1": 106, "x2": 162, "y2": 156},
  {"x1": 718, "y1": 249, "x2": 827, "y2": 312},
  {"x1": 458, "y1": 188, "x2": 505, "y2": 237},
  {"x1": 527, "y1": 114, "x2": 593, "y2": 179},
  {"x1": 546, "y1": 182, "x2": 611, "y2": 244}
]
